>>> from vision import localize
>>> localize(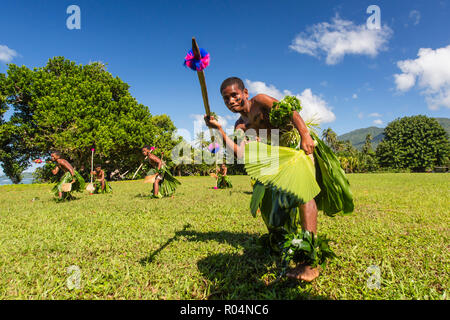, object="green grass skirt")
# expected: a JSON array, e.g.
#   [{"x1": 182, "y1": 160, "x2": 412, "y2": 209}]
[
  {"x1": 94, "y1": 180, "x2": 112, "y2": 194},
  {"x1": 52, "y1": 171, "x2": 86, "y2": 200},
  {"x1": 248, "y1": 133, "x2": 354, "y2": 253},
  {"x1": 147, "y1": 166, "x2": 181, "y2": 197},
  {"x1": 217, "y1": 174, "x2": 233, "y2": 189}
]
